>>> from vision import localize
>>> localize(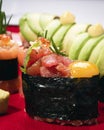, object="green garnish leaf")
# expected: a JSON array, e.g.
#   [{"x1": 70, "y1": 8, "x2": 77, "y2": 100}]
[
  {"x1": 50, "y1": 39, "x2": 67, "y2": 56},
  {"x1": 21, "y1": 41, "x2": 40, "y2": 73},
  {"x1": 0, "y1": 0, "x2": 12, "y2": 34},
  {"x1": 44, "y1": 30, "x2": 48, "y2": 39}
]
